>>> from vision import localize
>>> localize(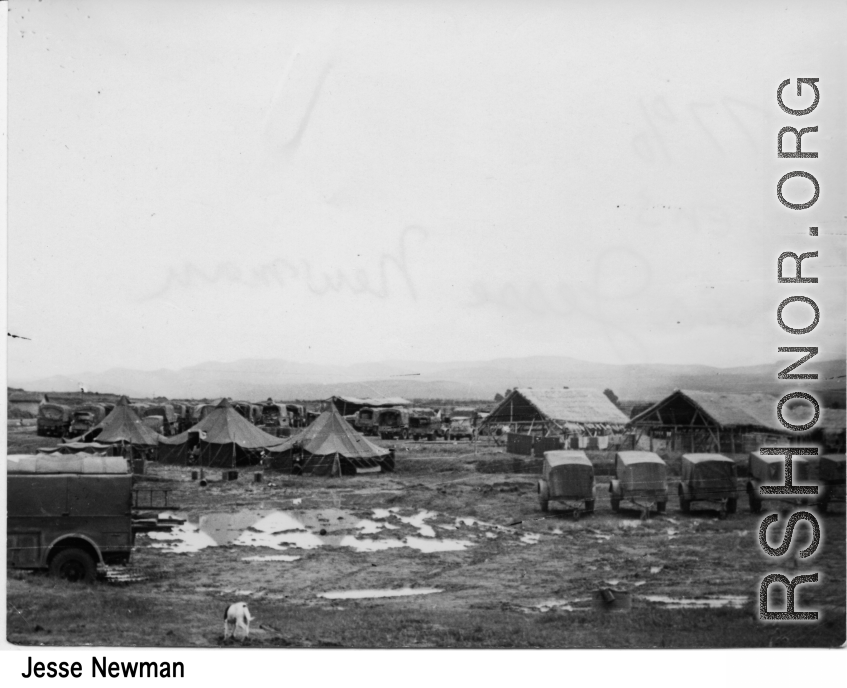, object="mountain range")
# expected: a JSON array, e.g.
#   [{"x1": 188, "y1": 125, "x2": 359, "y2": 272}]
[{"x1": 10, "y1": 355, "x2": 845, "y2": 405}]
